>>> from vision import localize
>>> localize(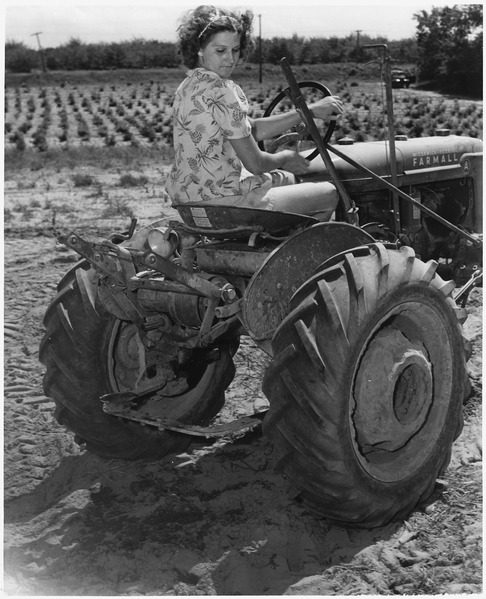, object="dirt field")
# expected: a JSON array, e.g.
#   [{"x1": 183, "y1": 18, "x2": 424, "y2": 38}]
[{"x1": 4, "y1": 154, "x2": 482, "y2": 595}]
